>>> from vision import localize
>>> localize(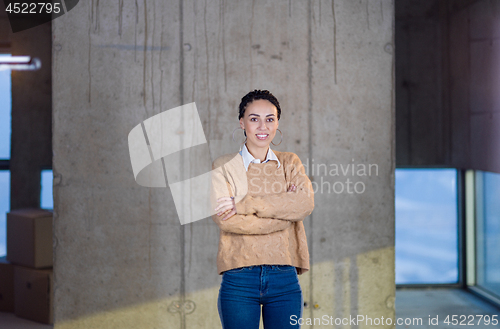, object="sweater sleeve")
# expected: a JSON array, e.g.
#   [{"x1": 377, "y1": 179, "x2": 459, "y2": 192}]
[
  {"x1": 211, "y1": 160, "x2": 292, "y2": 235},
  {"x1": 234, "y1": 153, "x2": 314, "y2": 222}
]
